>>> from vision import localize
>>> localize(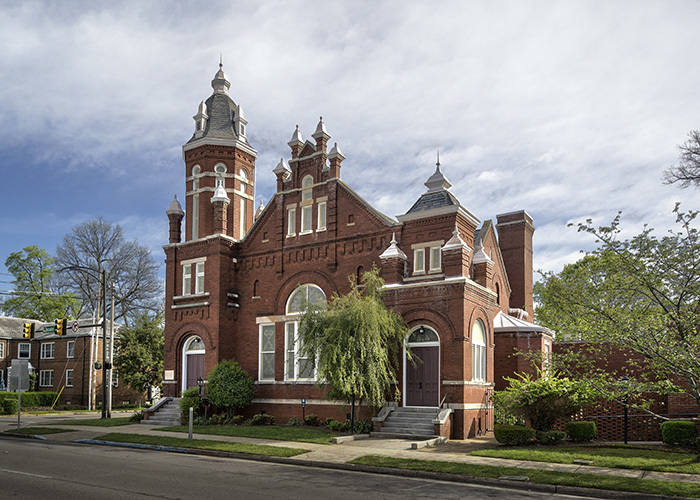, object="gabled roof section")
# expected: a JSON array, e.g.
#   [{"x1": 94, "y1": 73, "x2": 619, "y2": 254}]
[
  {"x1": 493, "y1": 311, "x2": 553, "y2": 335},
  {"x1": 338, "y1": 179, "x2": 400, "y2": 228}
]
